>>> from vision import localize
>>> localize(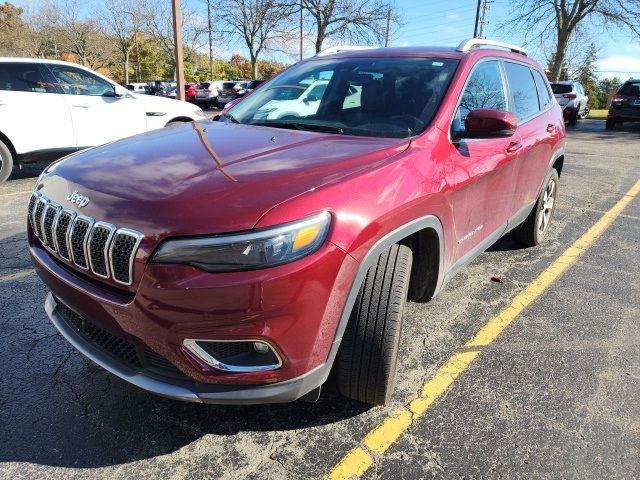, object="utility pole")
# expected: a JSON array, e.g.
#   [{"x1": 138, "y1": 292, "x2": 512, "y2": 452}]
[
  {"x1": 299, "y1": 0, "x2": 303, "y2": 61},
  {"x1": 384, "y1": 9, "x2": 391, "y2": 47},
  {"x1": 473, "y1": 0, "x2": 481, "y2": 37},
  {"x1": 207, "y1": 0, "x2": 214, "y2": 79},
  {"x1": 172, "y1": 0, "x2": 185, "y2": 101}
]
